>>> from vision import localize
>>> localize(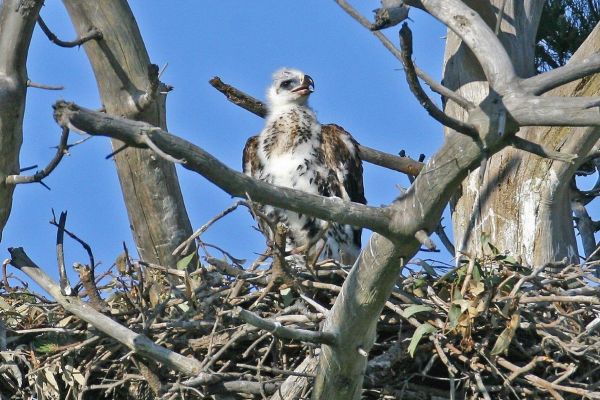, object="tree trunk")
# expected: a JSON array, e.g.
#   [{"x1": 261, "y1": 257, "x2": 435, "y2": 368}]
[
  {"x1": 0, "y1": 0, "x2": 43, "y2": 240},
  {"x1": 61, "y1": 1, "x2": 194, "y2": 268},
  {"x1": 446, "y1": 1, "x2": 600, "y2": 265}
]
